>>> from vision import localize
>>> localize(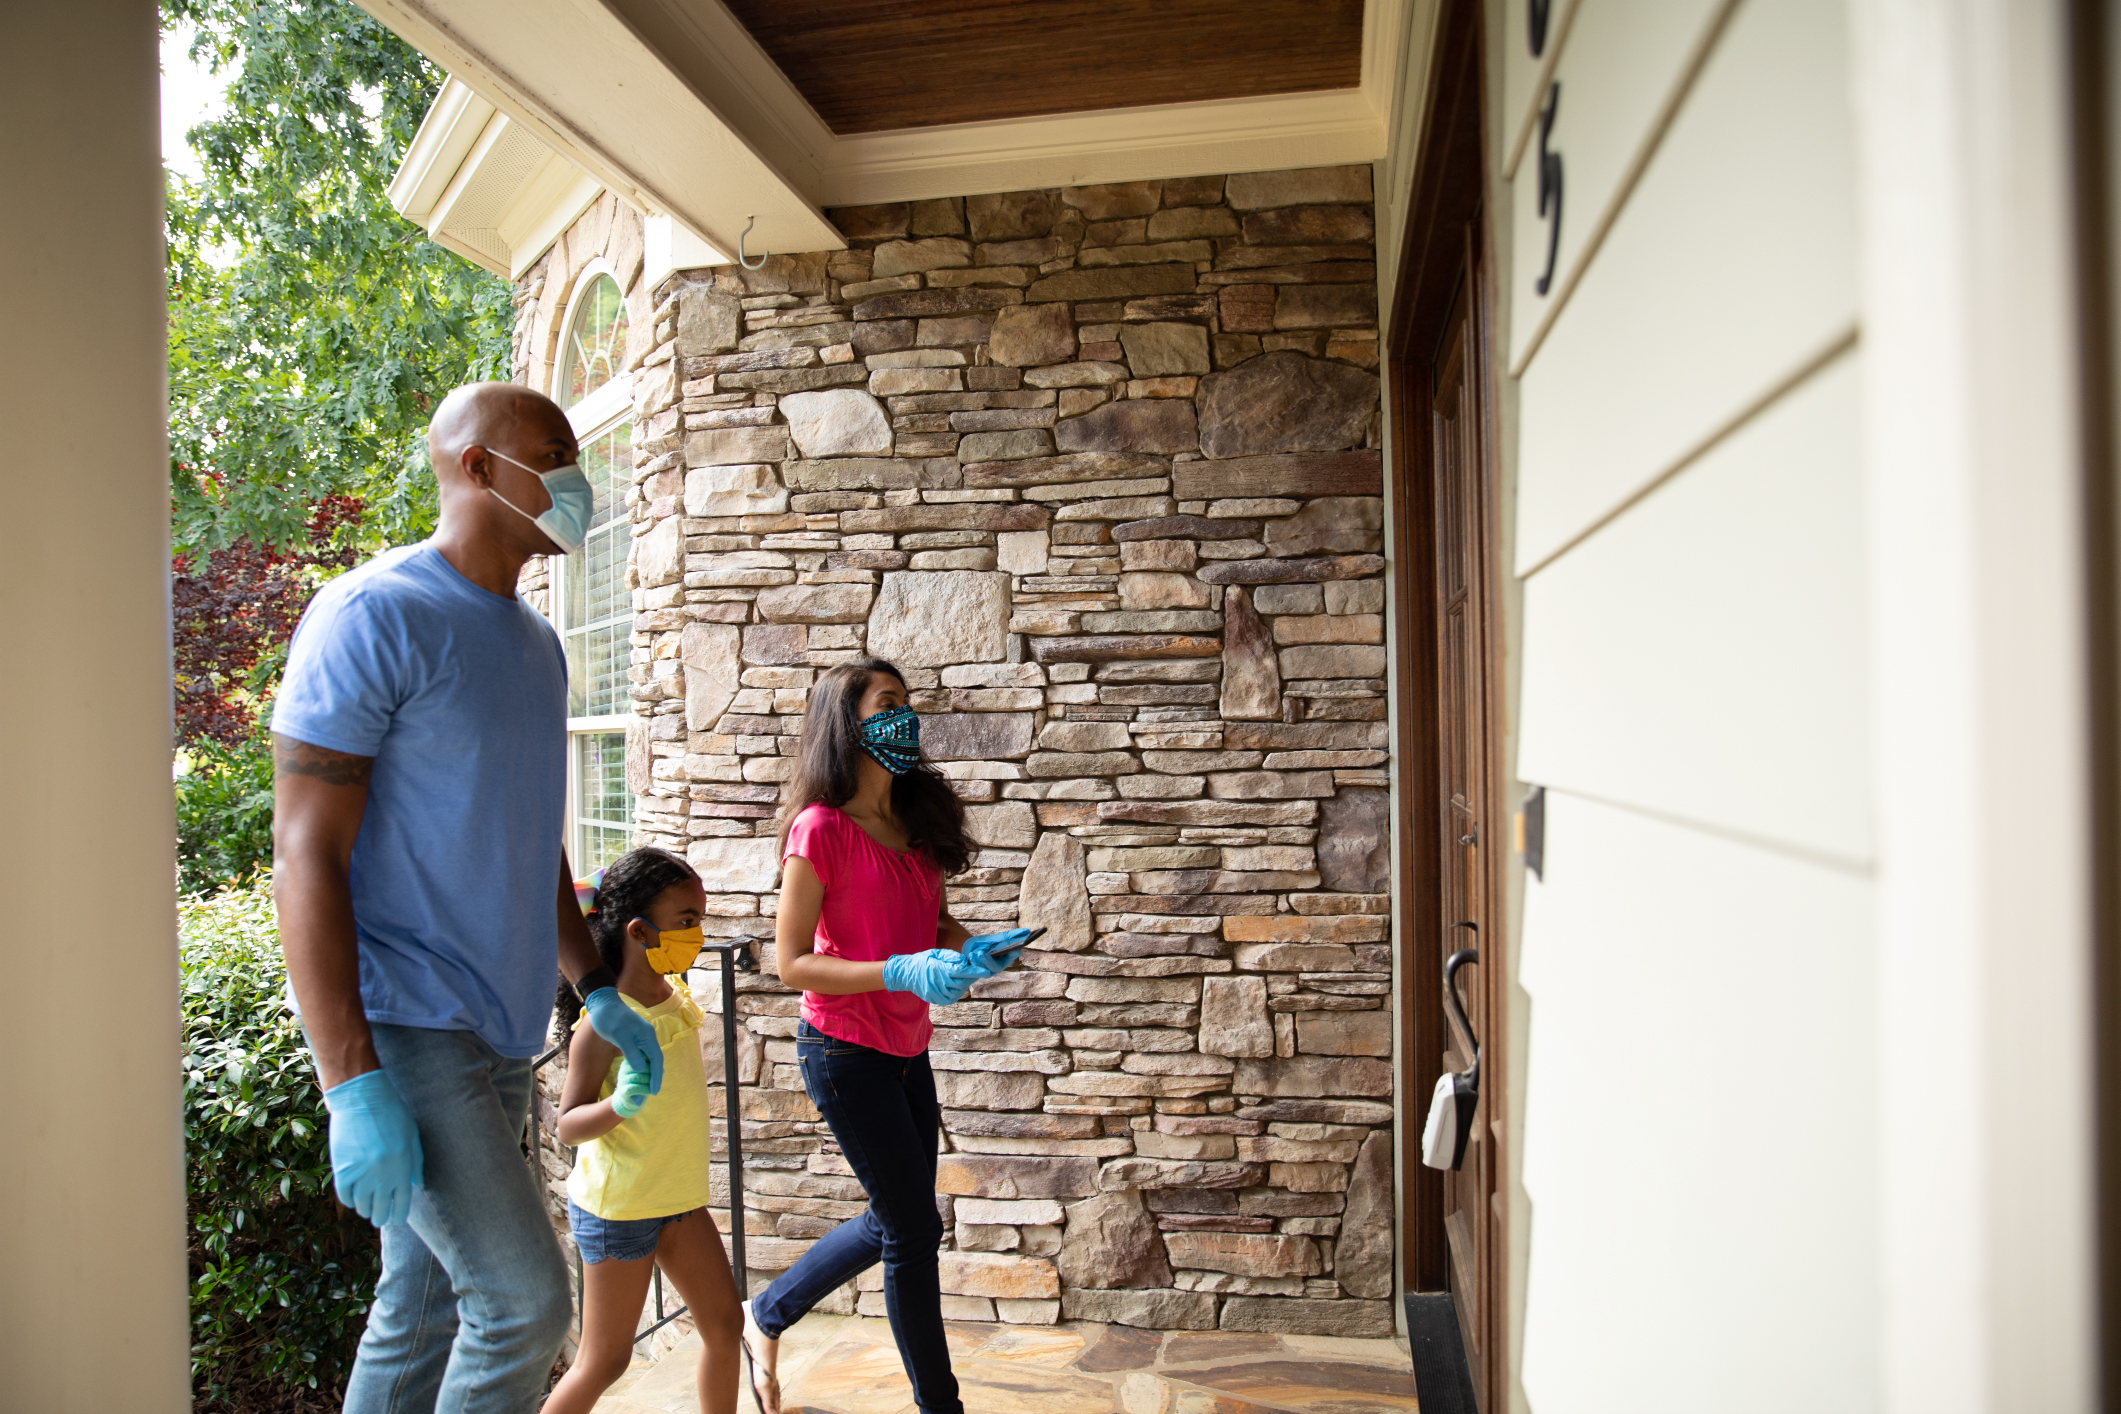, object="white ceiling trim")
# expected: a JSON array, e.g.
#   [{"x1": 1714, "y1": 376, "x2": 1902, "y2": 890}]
[
  {"x1": 359, "y1": 0, "x2": 845, "y2": 260},
  {"x1": 389, "y1": 78, "x2": 605, "y2": 278}
]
